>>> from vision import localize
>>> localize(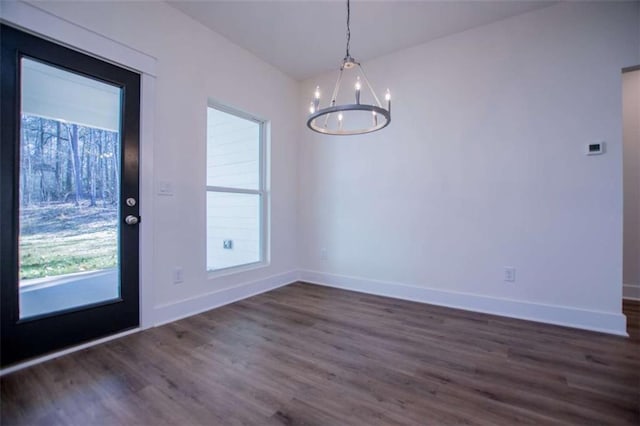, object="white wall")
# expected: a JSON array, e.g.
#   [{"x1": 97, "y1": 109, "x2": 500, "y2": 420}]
[
  {"x1": 11, "y1": 0, "x2": 299, "y2": 321},
  {"x1": 623, "y1": 70, "x2": 640, "y2": 299},
  {"x1": 299, "y1": 2, "x2": 639, "y2": 334}
]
